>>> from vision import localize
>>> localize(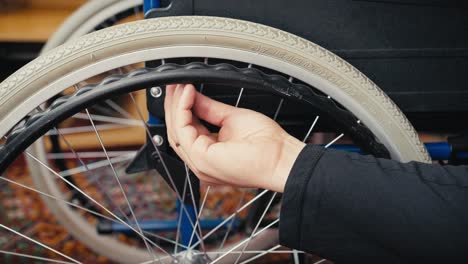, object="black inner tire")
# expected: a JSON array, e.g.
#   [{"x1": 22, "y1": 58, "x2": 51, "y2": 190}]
[{"x1": 0, "y1": 62, "x2": 390, "y2": 175}]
